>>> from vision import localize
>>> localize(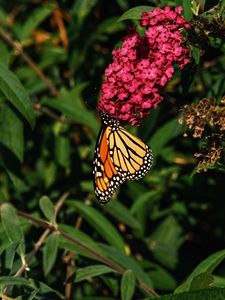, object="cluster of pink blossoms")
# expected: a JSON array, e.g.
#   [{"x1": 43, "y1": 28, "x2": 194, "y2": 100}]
[{"x1": 98, "y1": 6, "x2": 190, "y2": 125}]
